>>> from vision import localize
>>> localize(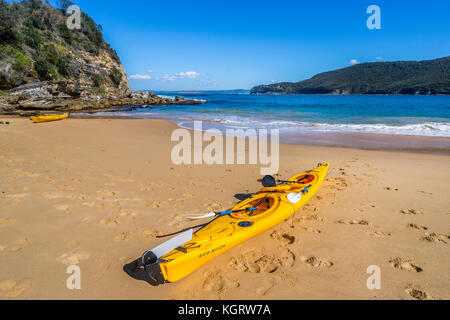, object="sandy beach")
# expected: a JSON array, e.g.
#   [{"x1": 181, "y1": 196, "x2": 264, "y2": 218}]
[{"x1": 0, "y1": 118, "x2": 449, "y2": 300}]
